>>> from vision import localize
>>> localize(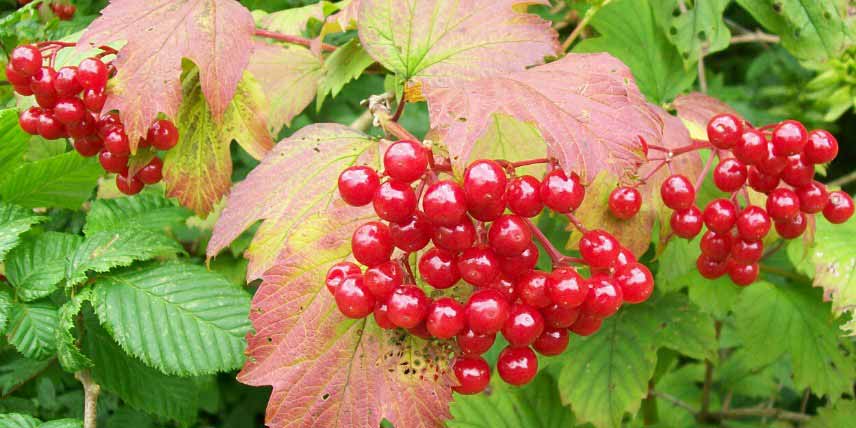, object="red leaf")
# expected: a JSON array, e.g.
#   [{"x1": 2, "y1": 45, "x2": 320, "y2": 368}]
[
  {"x1": 78, "y1": 0, "x2": 255, "y2": 145},
  {"x1": 673, "y1": 92, "x2": 743, "y2": 133},
  {"x1": 426, "y1": 53, "x2": 664, "y2": 181}
]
